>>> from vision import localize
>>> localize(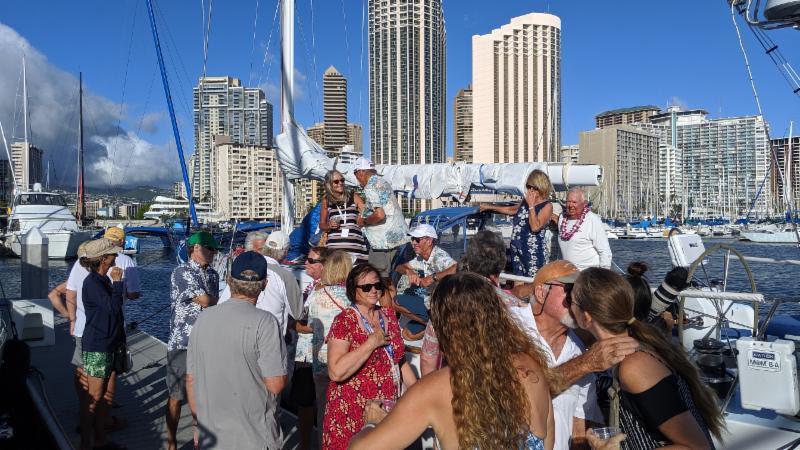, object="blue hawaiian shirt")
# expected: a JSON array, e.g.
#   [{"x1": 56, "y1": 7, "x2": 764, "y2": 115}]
[
  {"x1": 362, "y1": 175, "x2": 409, "y2": 249},
  {"x1": 167, "y1": 259, "x2": 219, "y2": 351}
]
